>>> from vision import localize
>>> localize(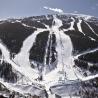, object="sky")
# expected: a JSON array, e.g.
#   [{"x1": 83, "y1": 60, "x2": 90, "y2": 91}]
[{"x1": 0, "y1": 0, "x2": 98, "y2": 19}]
